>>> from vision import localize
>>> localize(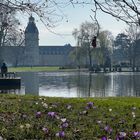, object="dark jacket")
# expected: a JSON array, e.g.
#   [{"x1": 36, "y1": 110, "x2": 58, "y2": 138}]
[{"x1": 1, "y1": 63, "x2": 7, "y2": 74}]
